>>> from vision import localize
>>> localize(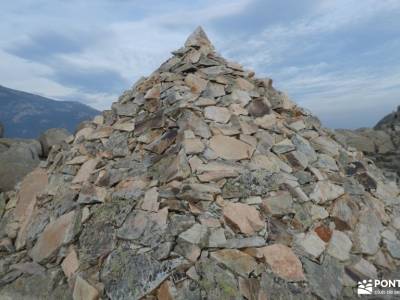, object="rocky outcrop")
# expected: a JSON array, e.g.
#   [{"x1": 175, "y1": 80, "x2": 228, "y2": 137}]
[
  {"x1": 375, "y1": 105, "x2": 400, "y2": 131},
  {"x1": 335, "y1": 106, "x2": 400, "y2": 182},
  {"x1": 0, "y1": 27, "x2": 399, "y2": 300},
  {"x1": 0, "y1": 122, "x2": 3, "y2": 138}
]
